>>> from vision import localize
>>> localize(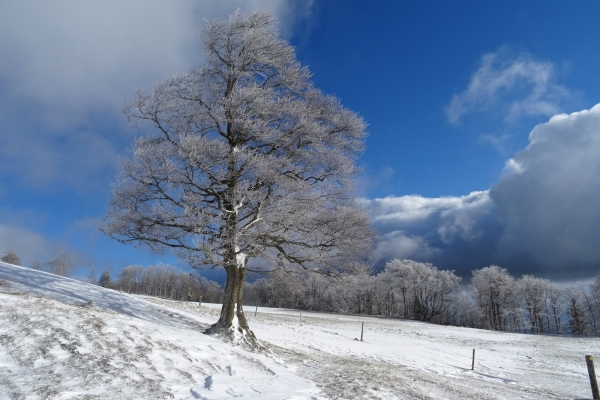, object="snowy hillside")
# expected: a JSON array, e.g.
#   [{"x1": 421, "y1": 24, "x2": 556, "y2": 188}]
[
  {"x1": 1, "y1": 262, "x2": 599, "y2": 399},
  {"x1": 0, "y1": 263, "x2": 317, "y2": 399}
]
